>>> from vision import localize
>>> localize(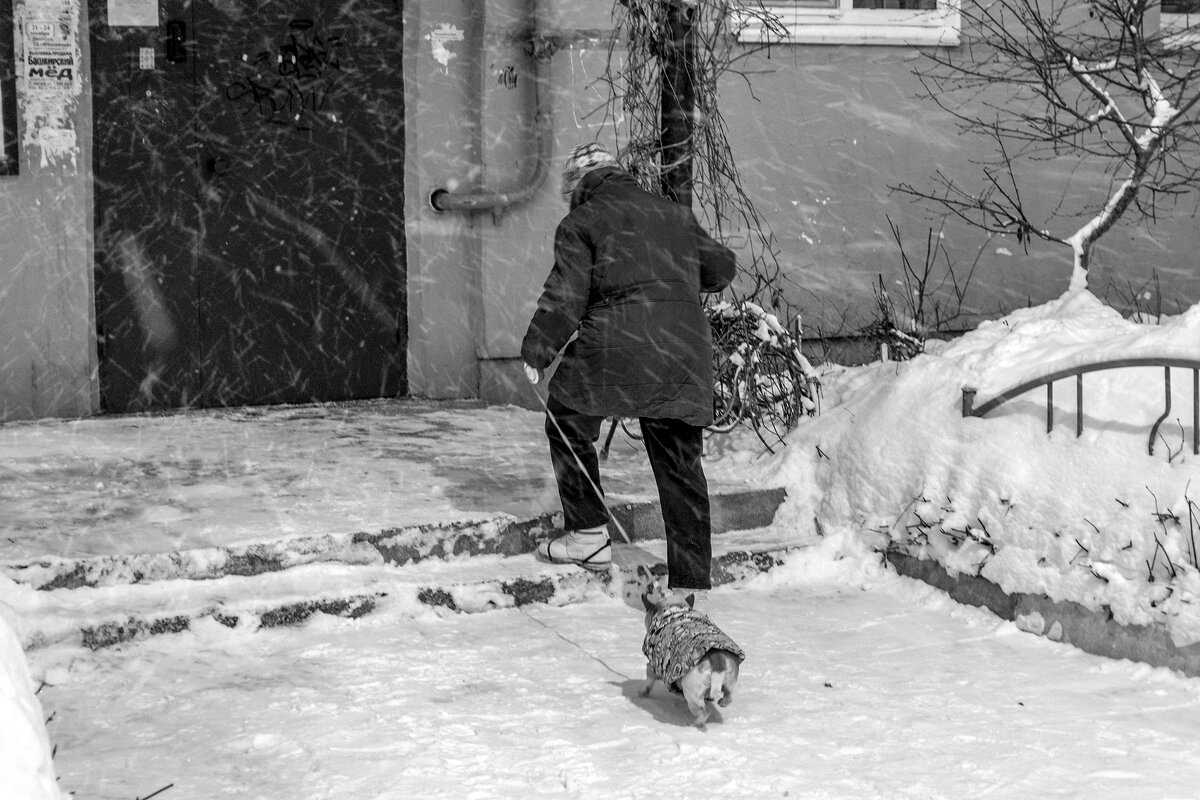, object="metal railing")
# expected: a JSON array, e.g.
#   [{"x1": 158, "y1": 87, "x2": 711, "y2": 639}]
[{"x1": 962, "y1": 357, "x2": 1200, "y2": 456}]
